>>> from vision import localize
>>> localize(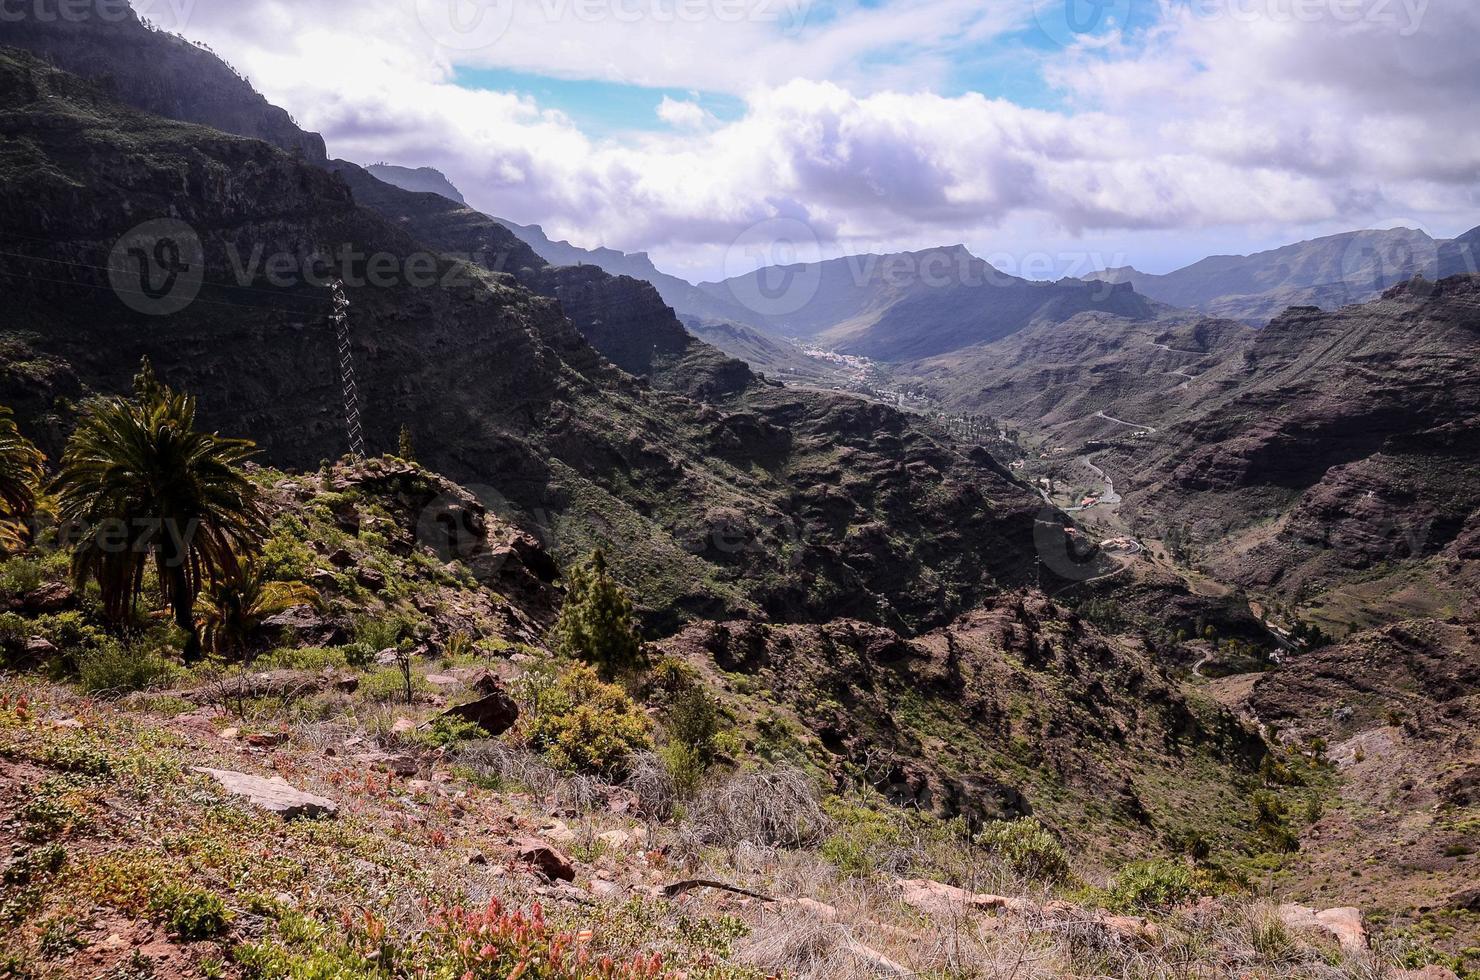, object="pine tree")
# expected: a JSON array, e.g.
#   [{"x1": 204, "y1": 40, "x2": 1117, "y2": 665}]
[
  {"x1": 397, "y1": 424, "x2": 415, "y2": 462},
  {"x1": 550, "y1": 549, "x2": 644, "y2": 679}
]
